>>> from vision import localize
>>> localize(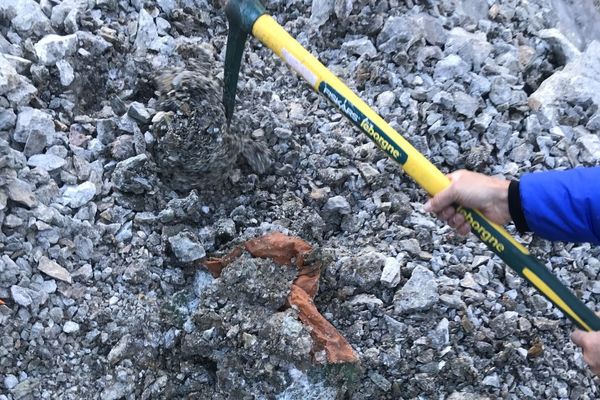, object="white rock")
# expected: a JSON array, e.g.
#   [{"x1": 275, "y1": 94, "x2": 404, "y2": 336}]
[
  {"x1": 62, "y1": 181, "x2": 97, "y2": 208},
  {"x1": 10, "y1": 285, "x2": 32, "y2": 306},
  {"x1": 380, "y1": 257, "x2": 401, "y2": 288},
  {"x1": 34, "y1": 34, "x2": 78, "y2": 66},
  {"x1": 56, "y1": 60, "x2": 75, "y2": 86},
  {"x1": 0, "y1": 54, "x2": 20, "y2": 96},
  {"x1": 38, "y1": 256, "x2": 72, "y2": 283},
  {"x1": 63, "y1": 321, "x2": 80, "y2": 333},
  {"x1": 310, "y1": 0, "x2": 335, "y2": 27},
  {"x1": 27, "y1": 154, "x2": 67, "y2": 171}
]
